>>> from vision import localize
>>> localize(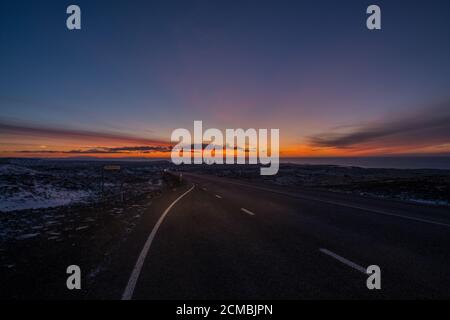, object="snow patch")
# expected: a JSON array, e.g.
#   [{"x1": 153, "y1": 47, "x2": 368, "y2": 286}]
[
  {"x1": 0, "y1": 164, "x2": 40, "y2": 175},
  {"x1": 0, "y1": 186, "x2": 92, "y2": 212},
  {"x1": 408, "y1": 198, "x2": 450, "y2": 206}
]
